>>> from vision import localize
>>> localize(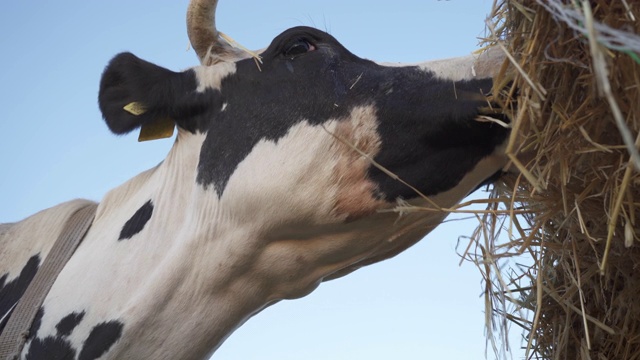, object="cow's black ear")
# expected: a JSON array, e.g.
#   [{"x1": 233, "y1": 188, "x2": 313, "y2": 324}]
[{"x1": 98, "y1": 52, "x2": 210, "y2": 135}]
